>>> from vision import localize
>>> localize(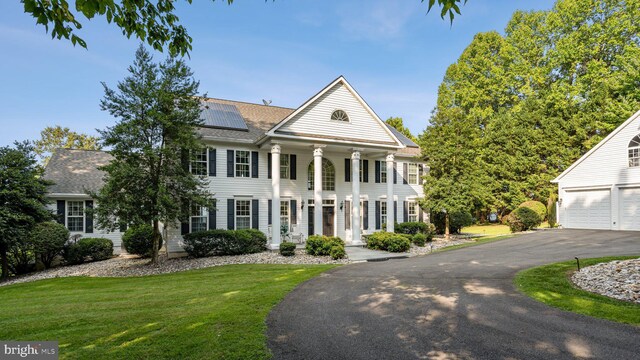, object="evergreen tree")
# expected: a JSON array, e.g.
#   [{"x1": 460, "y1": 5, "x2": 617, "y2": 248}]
[{"x1": 385, "y1": 117, "x2": 417, "y2": 142}]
